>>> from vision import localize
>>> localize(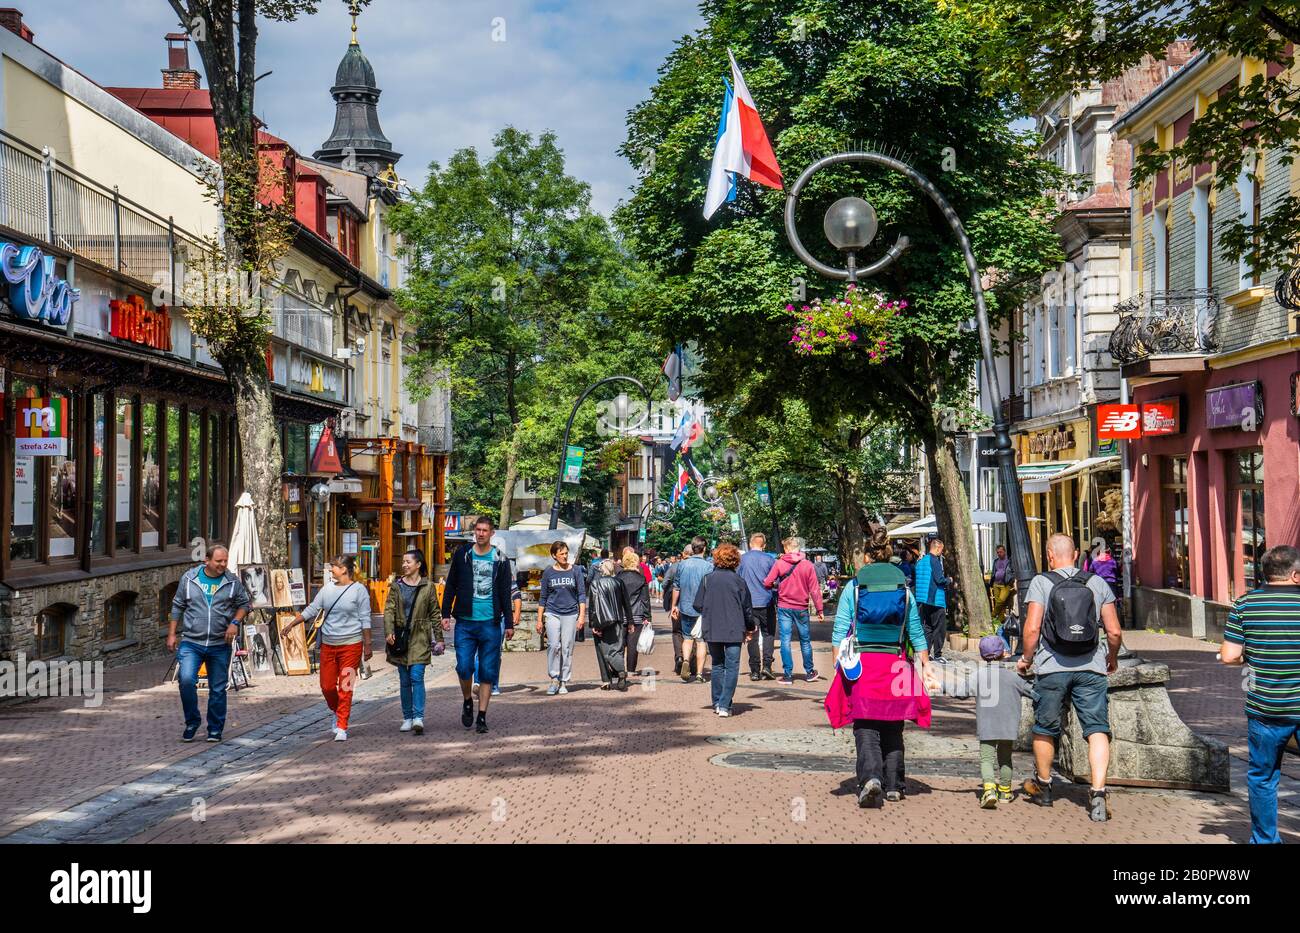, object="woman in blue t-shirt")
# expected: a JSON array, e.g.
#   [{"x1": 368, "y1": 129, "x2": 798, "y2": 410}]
[{"x1": 536, "y1": 541, "x2": 587, "y2": 695}]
